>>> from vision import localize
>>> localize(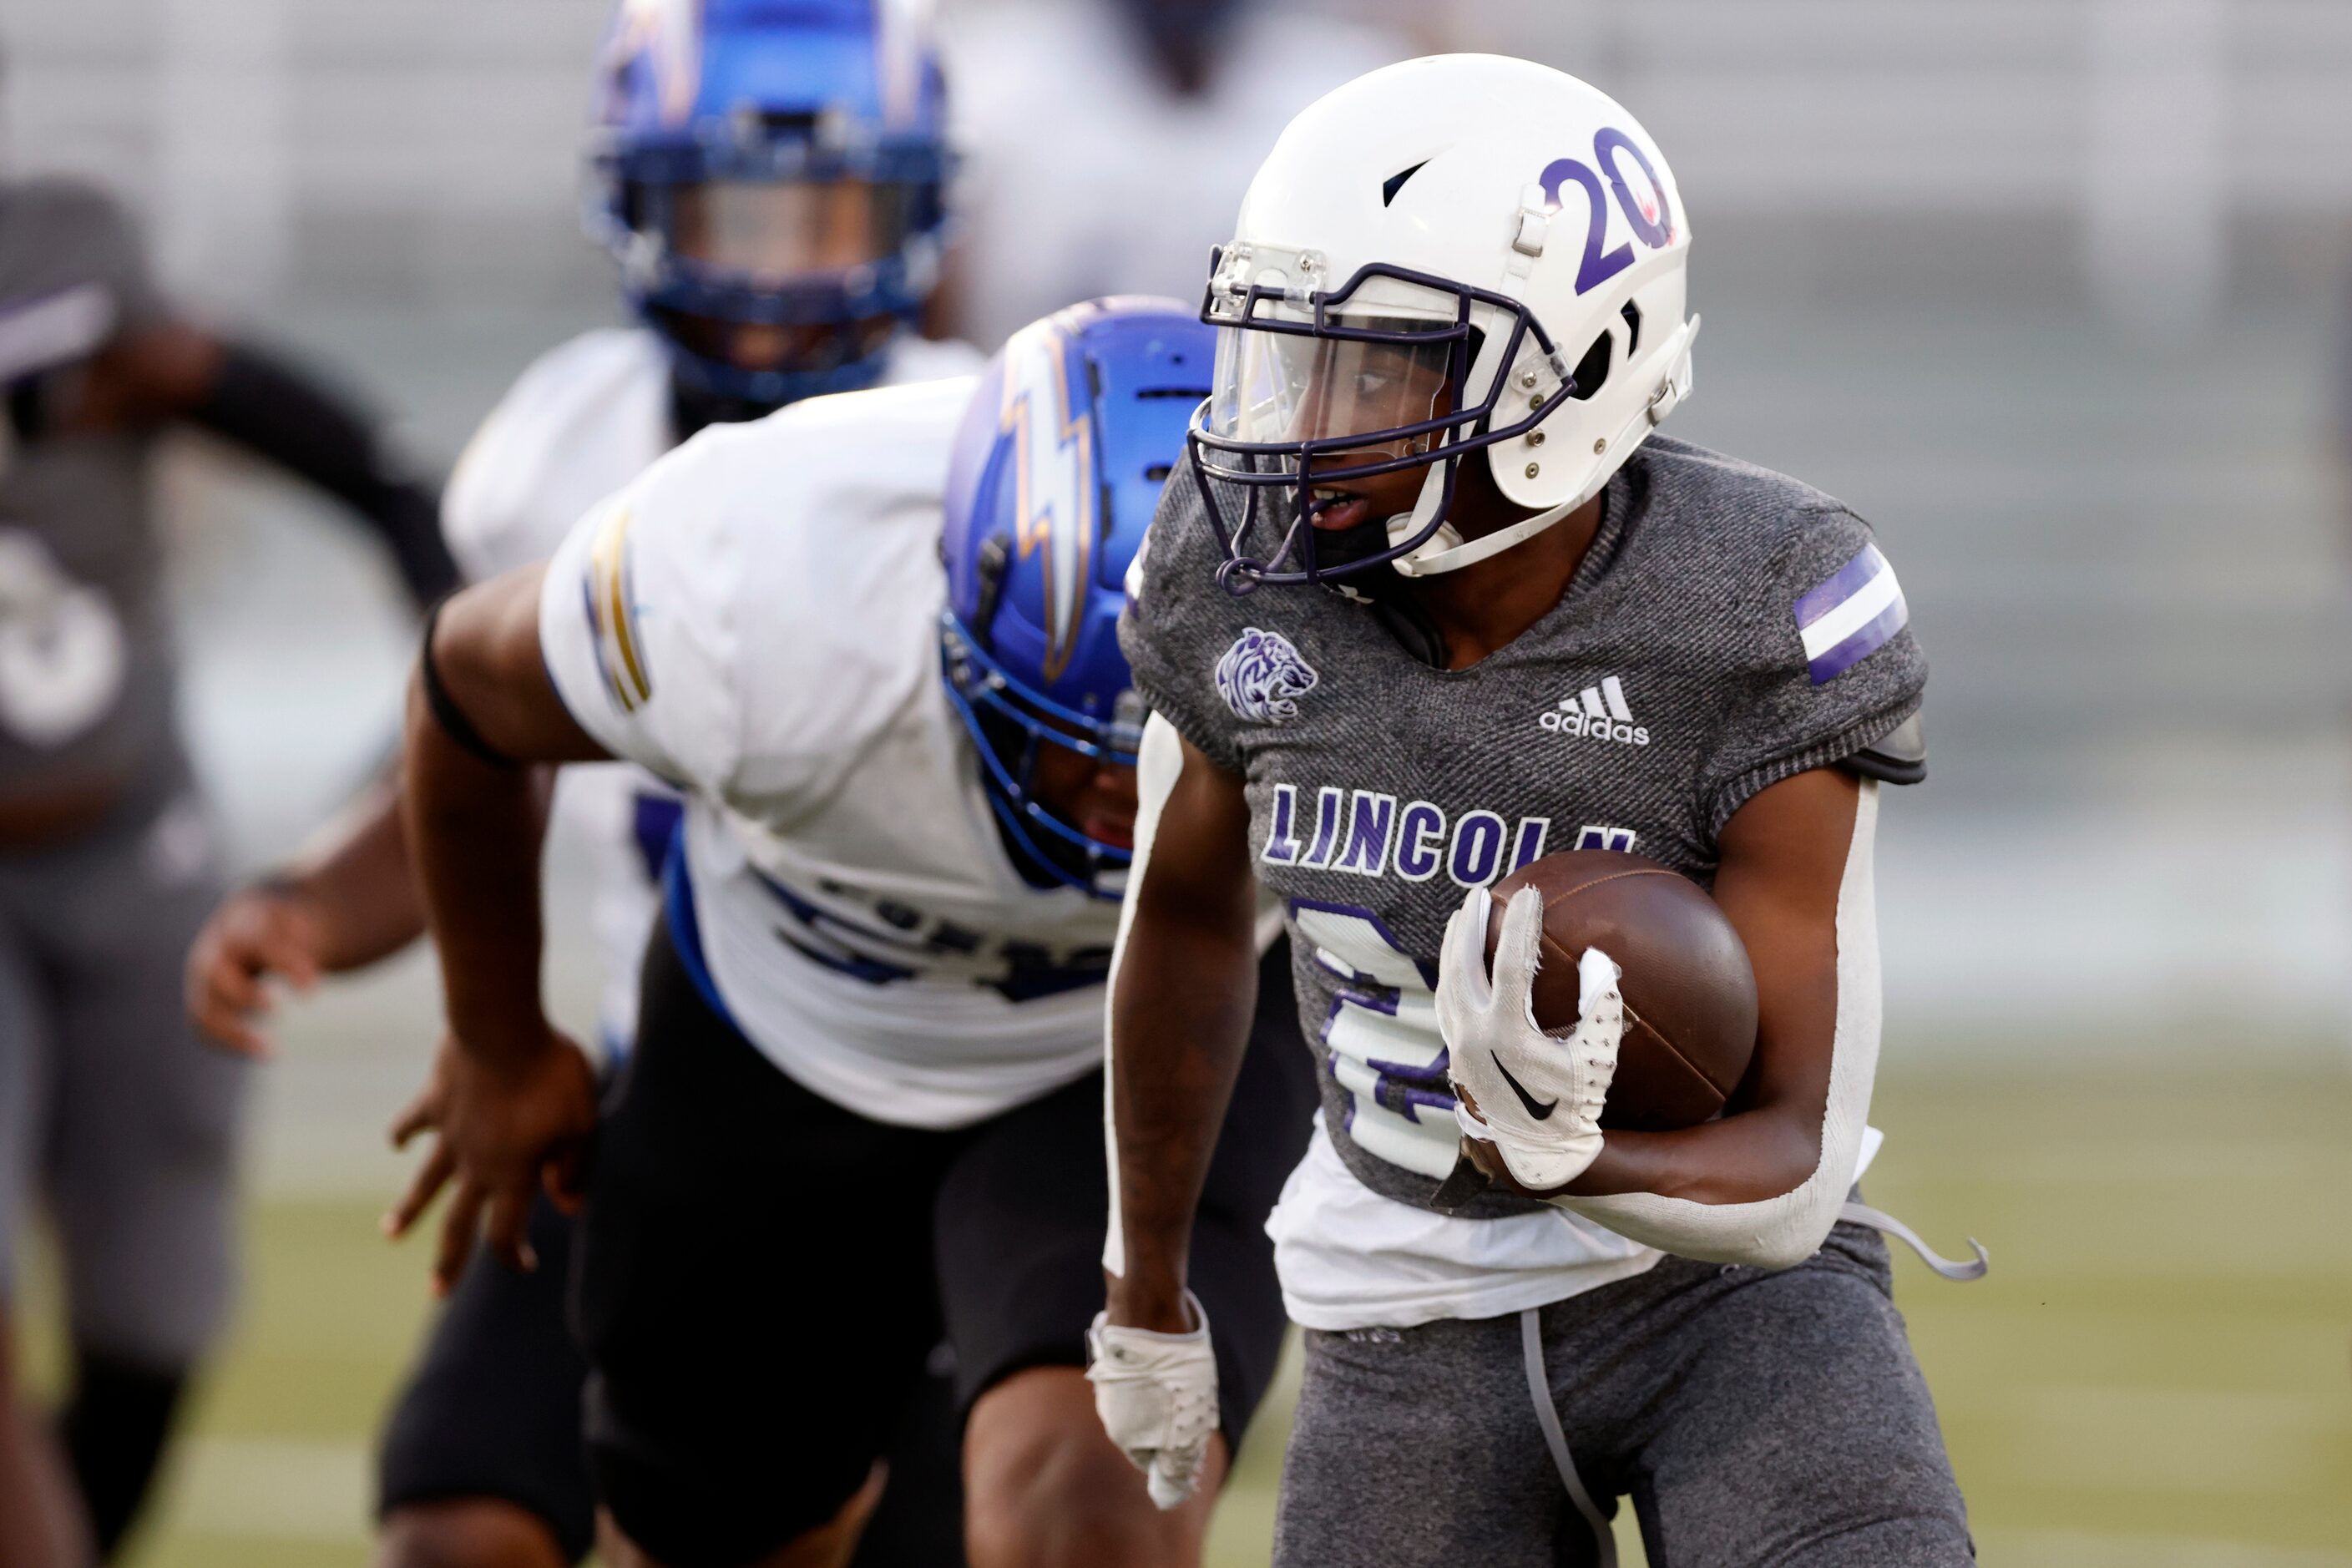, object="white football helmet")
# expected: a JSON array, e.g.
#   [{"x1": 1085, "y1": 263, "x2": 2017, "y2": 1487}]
[{"x1": 1187, "y1": 54, "x2": 1696, "y2": 589}]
